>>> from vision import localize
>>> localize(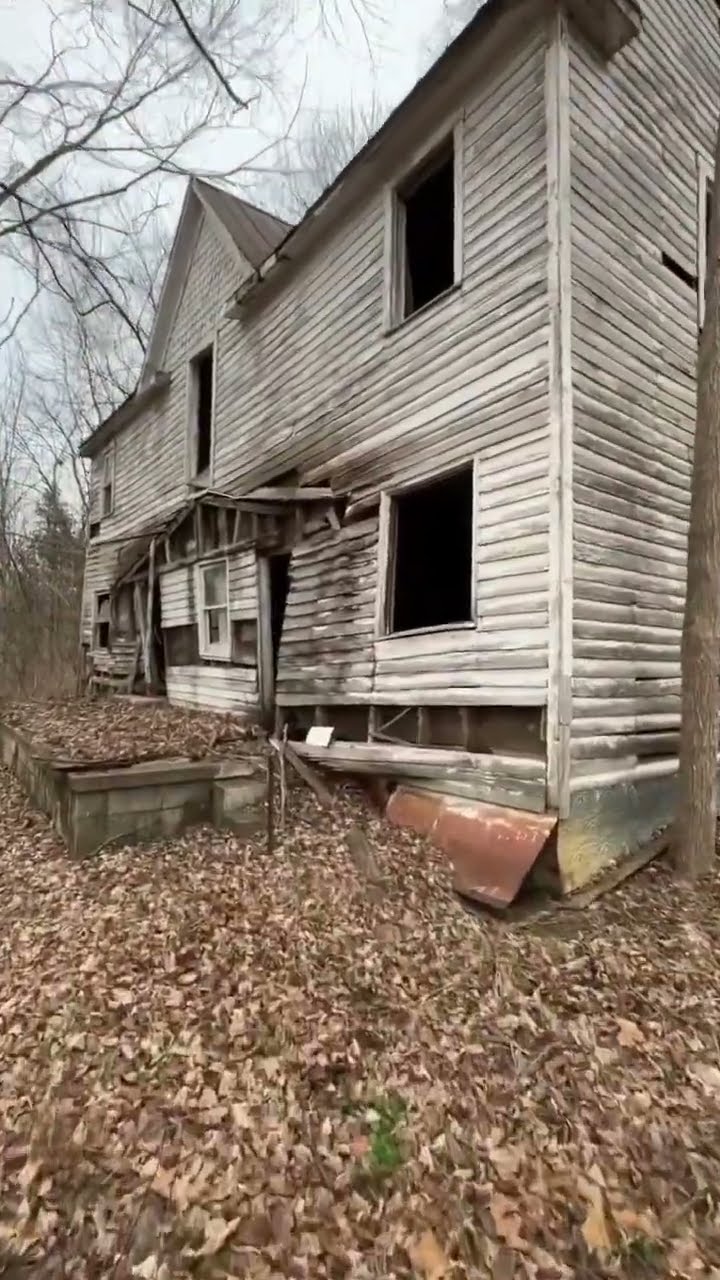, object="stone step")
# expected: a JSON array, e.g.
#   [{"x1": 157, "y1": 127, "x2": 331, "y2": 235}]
[{"x1": 212, "y1": 776, "x2": 266, "y2": 837}]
